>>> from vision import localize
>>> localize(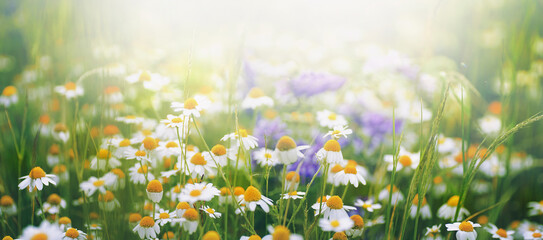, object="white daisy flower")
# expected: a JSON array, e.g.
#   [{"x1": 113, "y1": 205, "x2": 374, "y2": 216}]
[
  {"x1": 239, "y1": 186, "x2": 274, "y2": 213},
  {"x1": 124, "y1": 148, "x2": 152, "y2": 163},
  {"x1": 437, "y1": 195, "x2": 470, "y2": 220},
  {"x1": 62, "y1": 227, "x2": 87, "y2": 240},
  {"x1": 262, "y1": 225, "x2": 303, "y2": 240},
  {"x1": 55, "y1": 82, "x2": 84, "y2": 99},
  {"x1": 315, "y1": 196, "x2": 356, "y2": 220},
  {"x1": 53, "y1": 123, "x2": 70, "y2": 143},
  {"x1": 18, "y1": 167, "x2": 57, "y2": 192},
  {"x1": 274, "y1": 136, "x2": 309, "y2": 165},
  {"x1": 0, "y1": 195, "x2": 17, "y2": 216},
  {"x1": 383, "y1": 147, "x2": 420, "y2": 172},
  {"x1": 200, "y1": 206, "x2": 222, "y2": 218},
  {"x1": 20, "y1": 221, "x2": 62, "y2": 240},
  {"x1": 524, "y1": 229, "x2": 543, "y2": 239},
  {"x1": 133, "y1": 216, "x2": 161, "y2": 239},
  {"x1": 40, "y1": 193, "x2": 66, "y2": 215},
  {"x1": 0, "y1": 85, "x2": 18, "y2": 107},
  {"x1": 98, "y1": 191, "x2": 120, "y2": 211},
  {"x1": 354, "y1": 199, "x2": 382, "y2": 213},
  {"x1": 156, "y1": 140, "x2": 182, "y2": 157},
  {"x1": 241, "y1": 87, "x2": 274, "y2": 109},
  {"x1": 424, "y1": 224, "x2": 442, "y2": 240},
  {"x1": 179, "y1": 182, "x2": 220, "y2": 204},
  {"x1": 446, "y1": 221, "x2": 481, "y2": 240},
  {"x1": 129, "y1": 163, "x2": 155, "y2": 184},
  {"x1": 115, "y1": 115, "x2": 145, "y2": 124},
  {"x1": 409, "y1": 195, "x2": 432, "y2": 219},
  {"x1": 171, "y1": 95, "x2": 210, "y2": 118},
  {"x1": 90, "y1": 149, "x2": 121, "y2": 171},
  {"x1": 478, "y1": 115, "x2": 501, "y2": 135},
  {"x1": 221, "y1": 129, "x2": 259, "y2": 150},
  {"x1": 323, "y1": 125, "x2": 353, "y2": 139},
  {"x1": 185, "y1": 152, "x2": 216, "y2": 178},
  {"x1": 485, "y1": 223, "x2": 514, "y2": 240},
  {"x1": 378, "y1": 185, "x2": 405, "y2": 205},
  {"x1": 254, "y1": 148, "x2": 279, "y2": 167},
  {"x1": 146, "y1": 180, "x2": 164, "y2": 203},
  {"x1": 284, "y1": 171, "x2": 301, "y2": 191},
  {"x1": 319, "y1": 217, "x2": 354, "y2": 232},
  {"x1": 316, "y1": 110, "x2": 348, "y2": 128},
  {"x1": 206, "y1": 144, "x2": 228, "y2": 167},
  {"x1": 528, "y1": 200, "x2": 543, "y2": 216},
  {"x1": 333, "y1": 165, "x2": 367, "y2": 188},
  {"x1": 103, "y1": 168, "x2": 126, "y2": 190},
  {"x1": 160, "y1": 114, "x2": 190, "y2": 129},
  {"x1": 316, "y1": 139, "x2": 346, "y2": 165},
  {"x1": 281, "y1": 191, "x2": 306, "y2": 200},
  {"x1": 181, "y1": 208, "x2": 199, "y2": 234},
  {"x1": 155, "y1": 209, "x2": 176, "y2": 226},
  {"x1": 345, "y1": 214, "x2": 365, "y2": 238}
]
